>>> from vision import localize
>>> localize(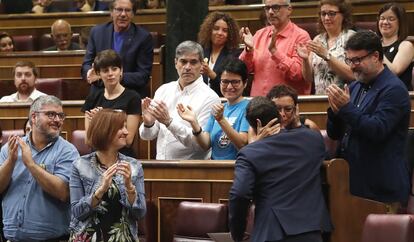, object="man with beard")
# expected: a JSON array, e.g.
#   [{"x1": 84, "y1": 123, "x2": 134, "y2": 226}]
[
  {"x1": 81, "y1": 0, "x2": 153, "y2": 98},
  {"x1": 239, "y1": 0, "x2": 311, "y2": 96},
  {"x1": 326, "y1": 30, "x2": 411, "y2": 209},
  {"x1": 0, "y1": 95, "x2": 79, "y2": 241},
  {"x1": 0, "y1": 61, "x2": 46, "y2": 103}
]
